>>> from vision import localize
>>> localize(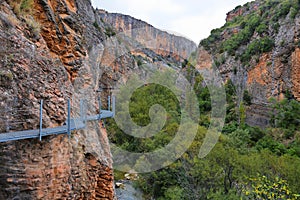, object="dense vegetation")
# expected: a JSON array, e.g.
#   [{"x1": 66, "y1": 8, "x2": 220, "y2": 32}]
[
  {"x1": 107, "y1": 0, "x2": 300, "y2": 199},
  {"x1": 107, "y1": 64, "x2": 300, "y2": 199}
]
